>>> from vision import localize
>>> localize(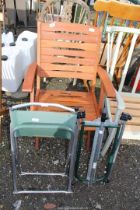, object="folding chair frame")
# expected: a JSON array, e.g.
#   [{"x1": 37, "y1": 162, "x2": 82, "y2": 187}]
[
  {"x1": 10, "y1": 102, "x2": 80, "y2": 194},
  {"x1": 75, "y1": 112, "x2": 132, "y2": 184}
]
